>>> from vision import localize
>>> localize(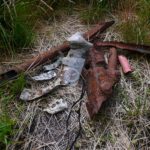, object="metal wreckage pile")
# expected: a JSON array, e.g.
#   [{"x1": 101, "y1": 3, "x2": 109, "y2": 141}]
[
  {"x1": 1, "y1": 21, "x2": 150, "y2": 118},
  {"x1": 1, "y1": 20, "x2": 150, "y2": 149}
]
